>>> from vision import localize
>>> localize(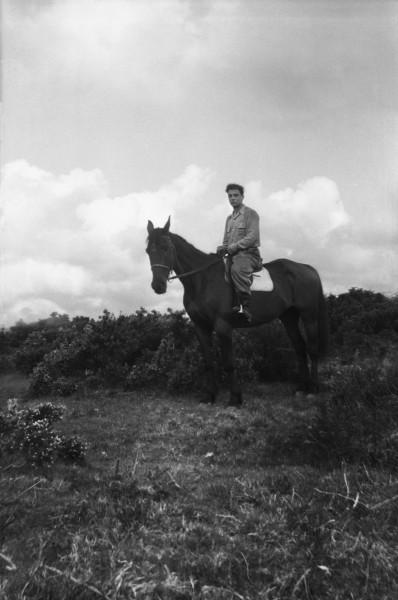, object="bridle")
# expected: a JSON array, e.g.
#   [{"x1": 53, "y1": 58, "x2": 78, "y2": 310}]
[
  {"x1": 149, "y1": 233, "x2": 222, "y2": 281},
  {"x1": 151, "y1": 263, "x2": 170, "y2": 271}
]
